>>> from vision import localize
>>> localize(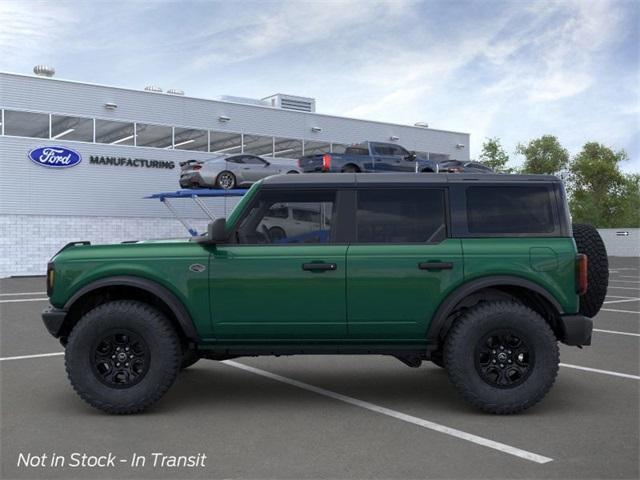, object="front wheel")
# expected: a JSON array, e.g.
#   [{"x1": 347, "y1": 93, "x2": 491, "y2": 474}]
[
  {"x1": 444, "y1": 301, "x2": 559, "y2": 414},
  {"x1": 65, "y1": 300, "x2": 182, "y2": 414}
]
